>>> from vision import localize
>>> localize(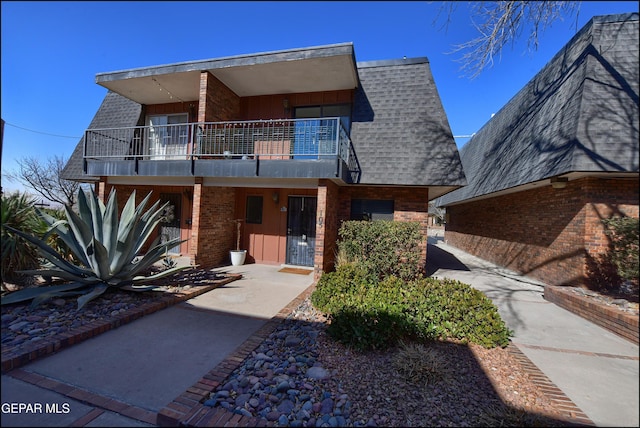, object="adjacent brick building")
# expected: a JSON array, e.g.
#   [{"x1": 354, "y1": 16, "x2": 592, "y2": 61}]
[{"x1": 437, "y1": 13, "x2": 639, "y2": 289}]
